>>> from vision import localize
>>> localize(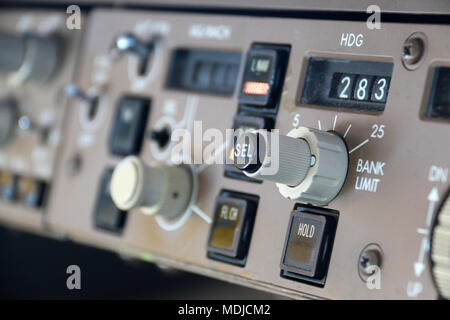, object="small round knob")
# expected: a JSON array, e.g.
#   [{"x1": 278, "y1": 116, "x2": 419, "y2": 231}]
[
  {"x1": 431, "y1": 190, "x2": 450, "y2": 299},
  {"x1": 234, "y1": 127, "x2": 348, "y2": 206},
  {"x1": 110, "y1": 156, "x2": 193, "y2": 219}
]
